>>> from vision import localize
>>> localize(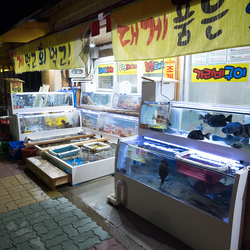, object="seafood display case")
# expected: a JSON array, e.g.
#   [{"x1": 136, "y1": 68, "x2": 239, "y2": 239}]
[
  {"x1": 10, "y1": 92, "x2": 74, "y2": 114},
  {"x1": 112, "y1": 93, "x2": 141, "y2": 111},
  {"x1": 139, "y1": 101, "x2": 250, "y2": 161},
  {"x1": 11, "y1": 110, "x2": 81, "y2": 141},
  {"x1": 80, "y1": 91, "x2": 112, "y2": 108},
  {"x1": 44, "y1": 140, "x2": 116, "y2": 185},
  {"x1": 79, "y1": 108, "x2": 101, "y2": 131},
  {"x1": 98, "y1": 112, "x2": 138, "y2": 138},
  {"x1": 112, "y1": 101, "x2": 250, "y2": 250}
]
